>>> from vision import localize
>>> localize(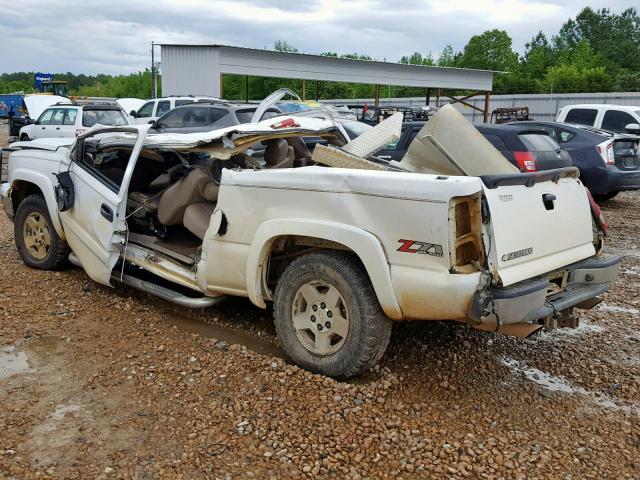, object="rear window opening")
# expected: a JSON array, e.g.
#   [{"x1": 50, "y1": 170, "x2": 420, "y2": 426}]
[{"x1": 82, "y1": 109, "x2": 128, "y2": 128}]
